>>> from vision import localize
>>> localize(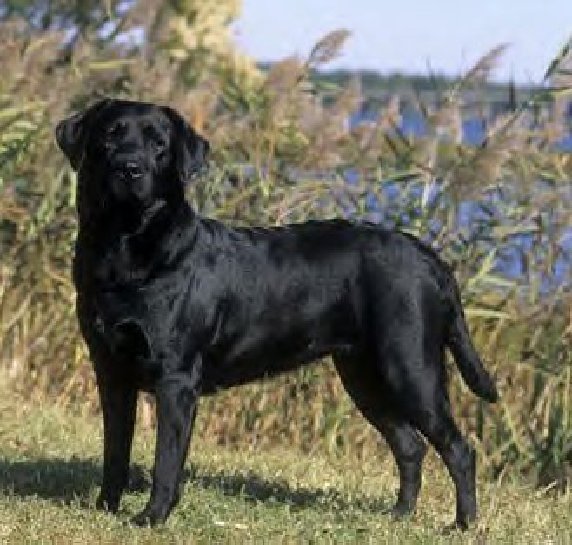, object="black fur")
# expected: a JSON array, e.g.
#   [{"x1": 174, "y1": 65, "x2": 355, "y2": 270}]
[{"x1": 56, "y1": 99, "x2": 497, "y2": 528}]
